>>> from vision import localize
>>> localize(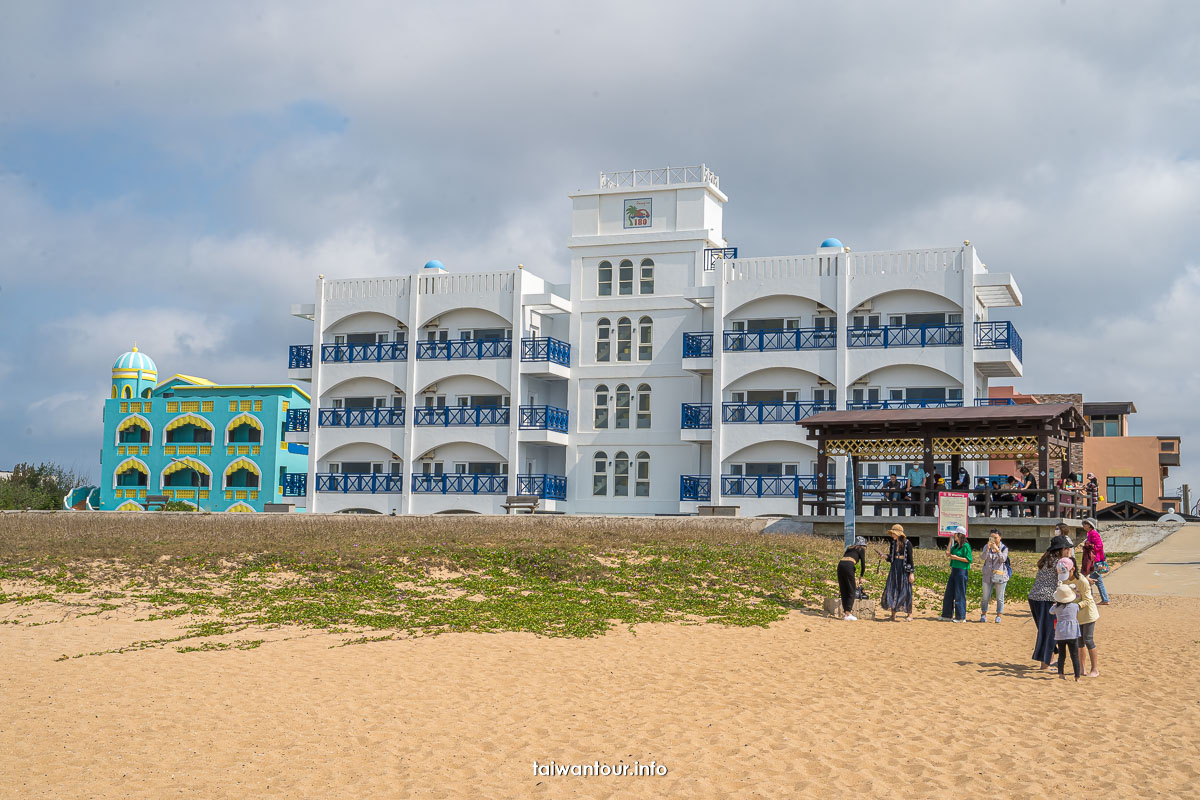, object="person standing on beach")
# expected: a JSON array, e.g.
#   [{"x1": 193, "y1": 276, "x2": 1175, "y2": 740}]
[
  {"x1": 979, "y1": 529, "x2": 1009, "y2": 623},
  {"x1": 1050, "y1": 583, "x2": 1083, "y2": 681},
  {"x1": 1080, "y1": 518, "x2": 1110, "y2": 605},
  {"x1": 1067, "y1": 557, "x2": 1101, "y2": 678},
  {"x1": 1030, "y1": 532, "x2": 1074, "y2": 670},
  {"x1": 939, "y1": 526, "x2": 972, "y2": 622},
  {"x1": 837, "y1": 536, "x2": 868, "y2": 621},
  {"x1": 880, "y1": 524, "x2": 914, "y2": 621}
]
